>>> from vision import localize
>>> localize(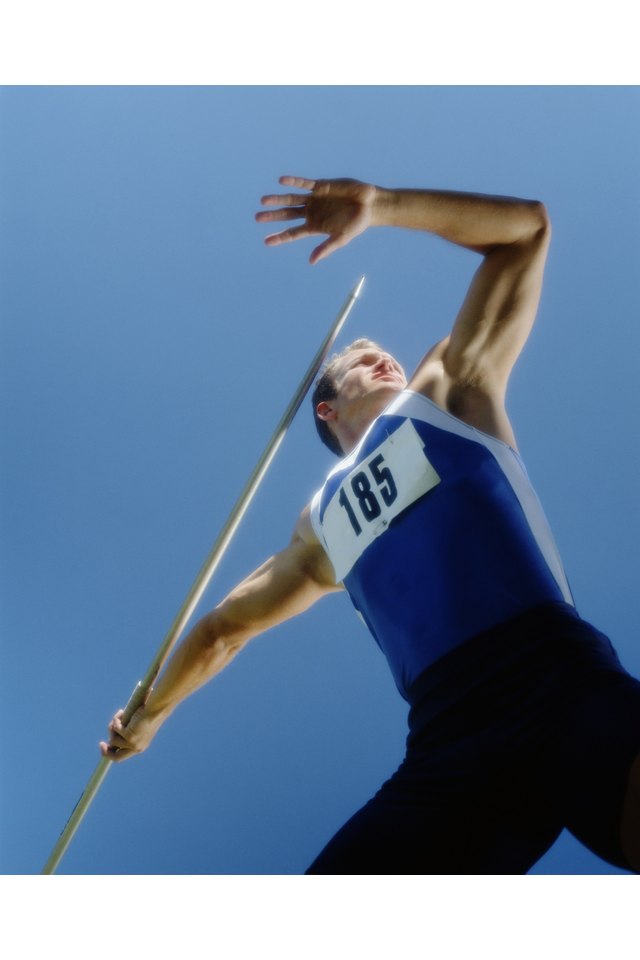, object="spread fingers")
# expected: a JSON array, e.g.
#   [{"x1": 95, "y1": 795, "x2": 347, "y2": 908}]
[
  {"x1": 255, "y1": 206, "x2": 306, "y2": 223},
  {"x1": 263, "y1": 225, "x2": 316, "y2": 246},
  {"x1": 279, "y1": 175, "x2": 316, "y2": 189}
]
